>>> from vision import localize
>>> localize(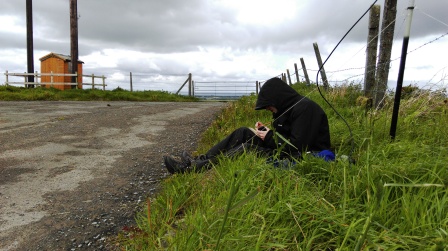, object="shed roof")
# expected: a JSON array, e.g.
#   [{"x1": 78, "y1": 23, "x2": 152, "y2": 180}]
[{"x1": 39, "y1": 52, "x2": 84, "y2": 63}]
